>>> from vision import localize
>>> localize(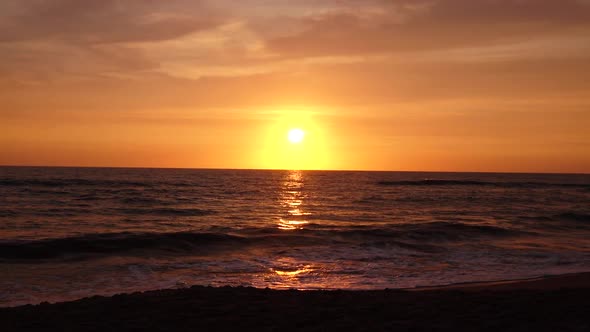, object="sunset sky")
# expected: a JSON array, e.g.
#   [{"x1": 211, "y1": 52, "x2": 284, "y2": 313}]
[{"x1": 1, "y1": 0, "x2": 589, "y2": 172}]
